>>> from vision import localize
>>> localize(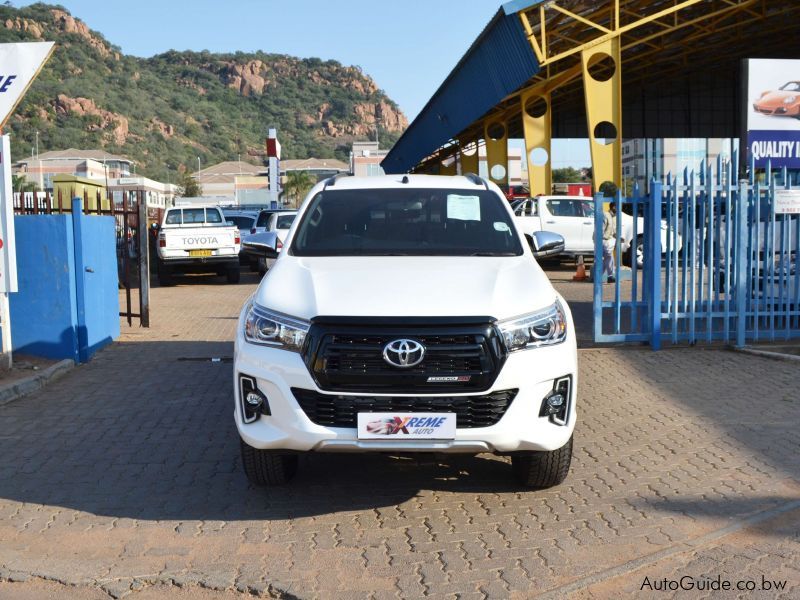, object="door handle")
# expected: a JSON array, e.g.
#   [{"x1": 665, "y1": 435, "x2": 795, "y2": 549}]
[
  {"x1": 85, "y1": 267, "x2": 94, "y2": 273},
  {"x1": 545, "y1": 220, "x2": 556, "y2": 224},
  {"x1": 583, "y1": 221, "x2": 593, "y2": 225}
]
